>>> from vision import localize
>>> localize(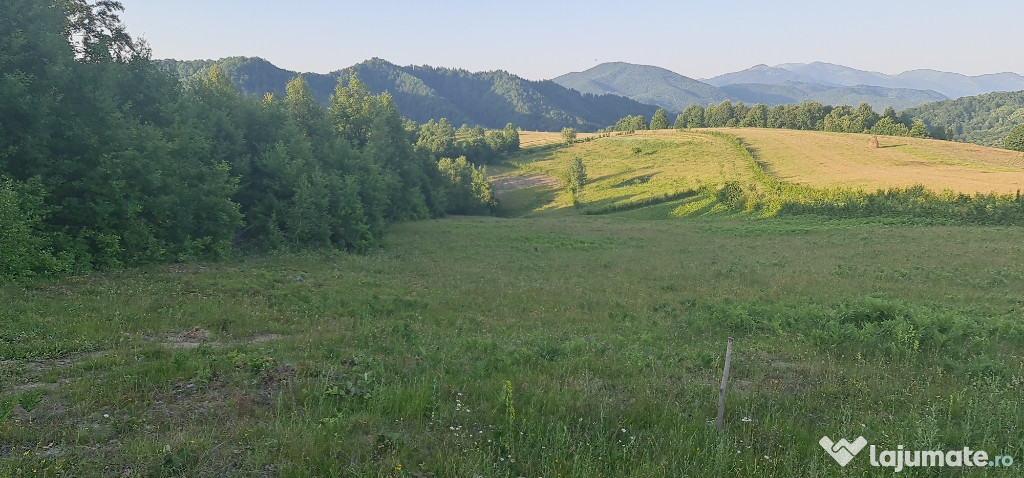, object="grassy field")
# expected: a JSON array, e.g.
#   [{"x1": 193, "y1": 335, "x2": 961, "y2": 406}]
[
  {"x1": 3, "y1": 216, "x2": 1022, "y2": 476},
  {"x1": 3, "y1": 129, "x2": 1024, "y2": 476},
  {"x1": 495, "y1": 131, "x2": 758, "y2": 217},
  {"x1": 726, "y1": 128, "x2": 1024, "y2": 194},
  {"x1": 496, "y1": 129, "x2": 1024, "y2": 220}
]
